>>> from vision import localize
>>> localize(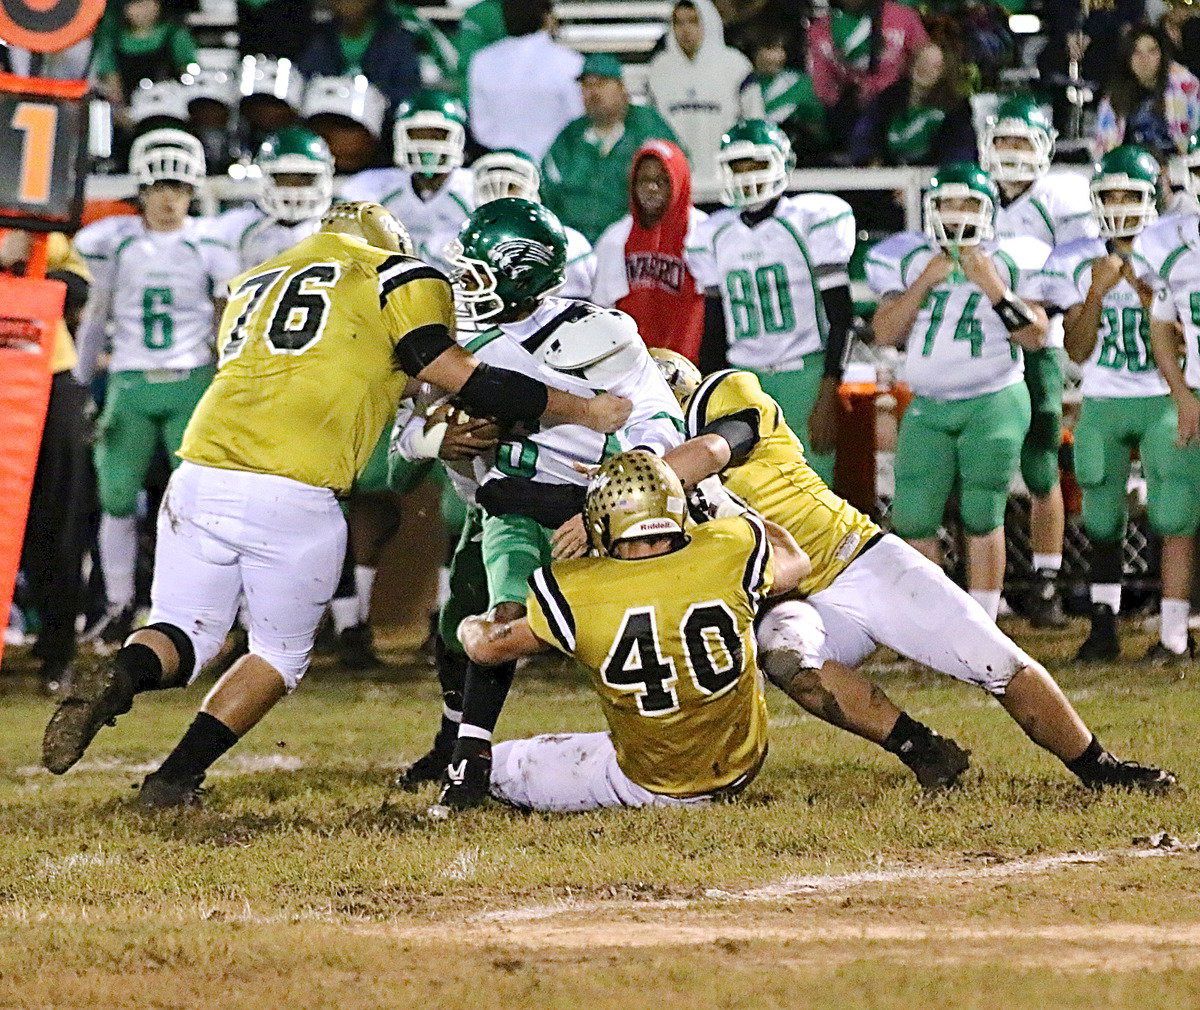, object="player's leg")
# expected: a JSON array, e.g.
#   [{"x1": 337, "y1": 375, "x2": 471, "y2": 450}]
[
  {"x1": 43, "y1": 461, "x2": 242, "y2": 774},
  {"x1": 1073, "y1": 397, "x2": 1133, "y2": 661},
  {"x1": 957, "y1": 382, "x2": 1030, "y2": 621},
  {"x1": 437, "y1": 513, "x2": 553, "y2": 810},
  {"x1": 808, "y1": 534, "x2": 1174, "y2": 790},
  {"x1": 1021, "y1": 348, "x2": 1067, "y2": 627},
  {"x1": 397, "y1": 506, "x2": 487, "y2": 789},
  {"x1": 891, "y1": 395, "x2": 957, "y2": 567},
  {"x1": 137, "y1": 469, "x2": 347, "y2": 806},
  {"x1": 338, "y1": 432, "x2": 414, "y2": 668},
  {"x1": 756, "y1": 600, "x2": 971, "y2": 789},
  {"x1": 486, "y1": 731, "x2": 712, "y2": 813},
  {"x1": 755, "y1": 356, "x2": 834, "y2": 485},
  {"x1": 1142, "y1": 402, "x2": 1200, "y2": 663},
  {"x1": 89, "y1": 372, "x2": 160, "y2": 645}
]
